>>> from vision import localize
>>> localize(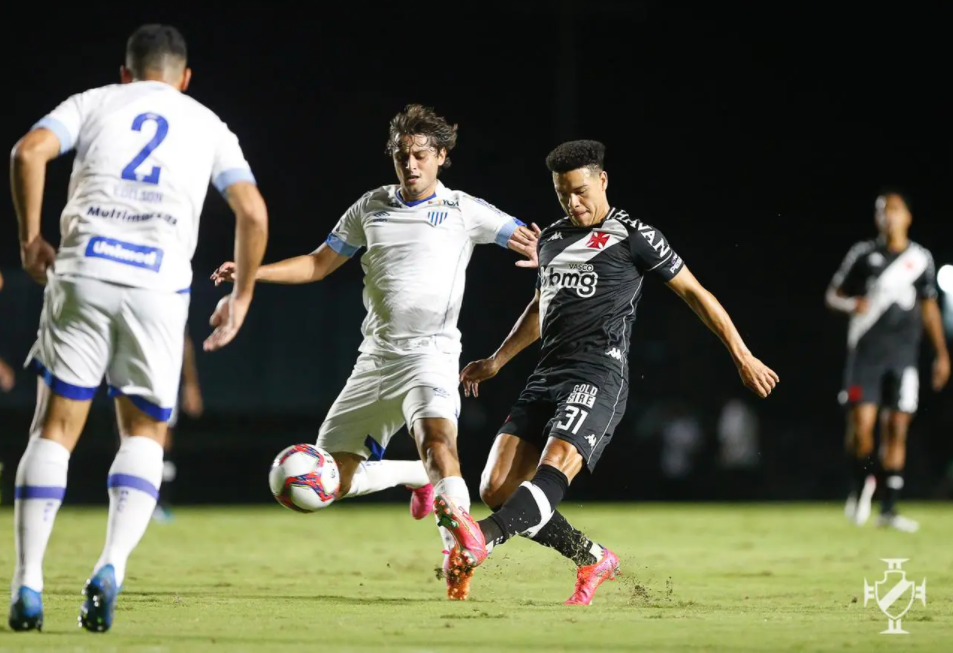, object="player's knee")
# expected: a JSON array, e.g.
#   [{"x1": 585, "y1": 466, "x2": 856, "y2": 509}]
[
  {"x1": 539, "y1": 438, "x2": 584, "y2": 480},
  {"x1": 415, "y1": 420, "x2": 457, "y2": 462},
  {"x1": 478, "y1": 471, "x2": 510, "y2": 508},
  {"x1": 331, "y1": 452, "x2": 363, "y2": 496}
]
